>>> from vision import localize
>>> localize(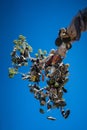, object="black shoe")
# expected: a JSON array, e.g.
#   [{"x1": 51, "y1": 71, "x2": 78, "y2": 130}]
[
  {"x1": 62, "y1": 87, "x2": 67, "y2": 93},
  {"x1": 39, "y1": 108, "x2": 45, "y2": 114},
  {"x1": 55, "y1": 37, "x2": 62, "y2": 46},
  {"x1": 64, "y1": 110, "x2": 70, "y2": 119}
]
